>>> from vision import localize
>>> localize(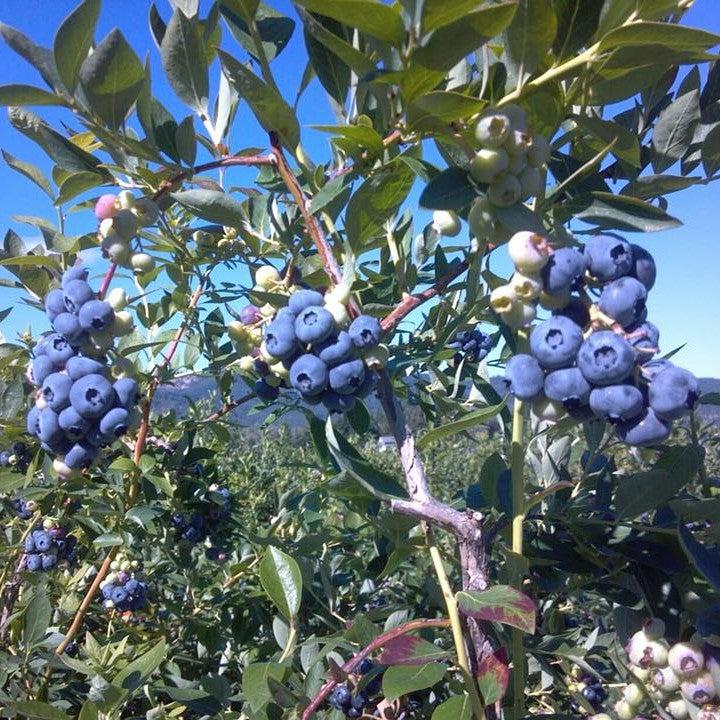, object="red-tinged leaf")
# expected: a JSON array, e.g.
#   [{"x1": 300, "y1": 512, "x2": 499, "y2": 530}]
[
  {"x1": 455, "y1": 586, "x2": 536, "y2": 634},
  {"x1": 379, "y1": 635, "x2": 450, "y2": 666},
  {"x1": 476, "y1": 649, "x2": 510, "y2": 705}
]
